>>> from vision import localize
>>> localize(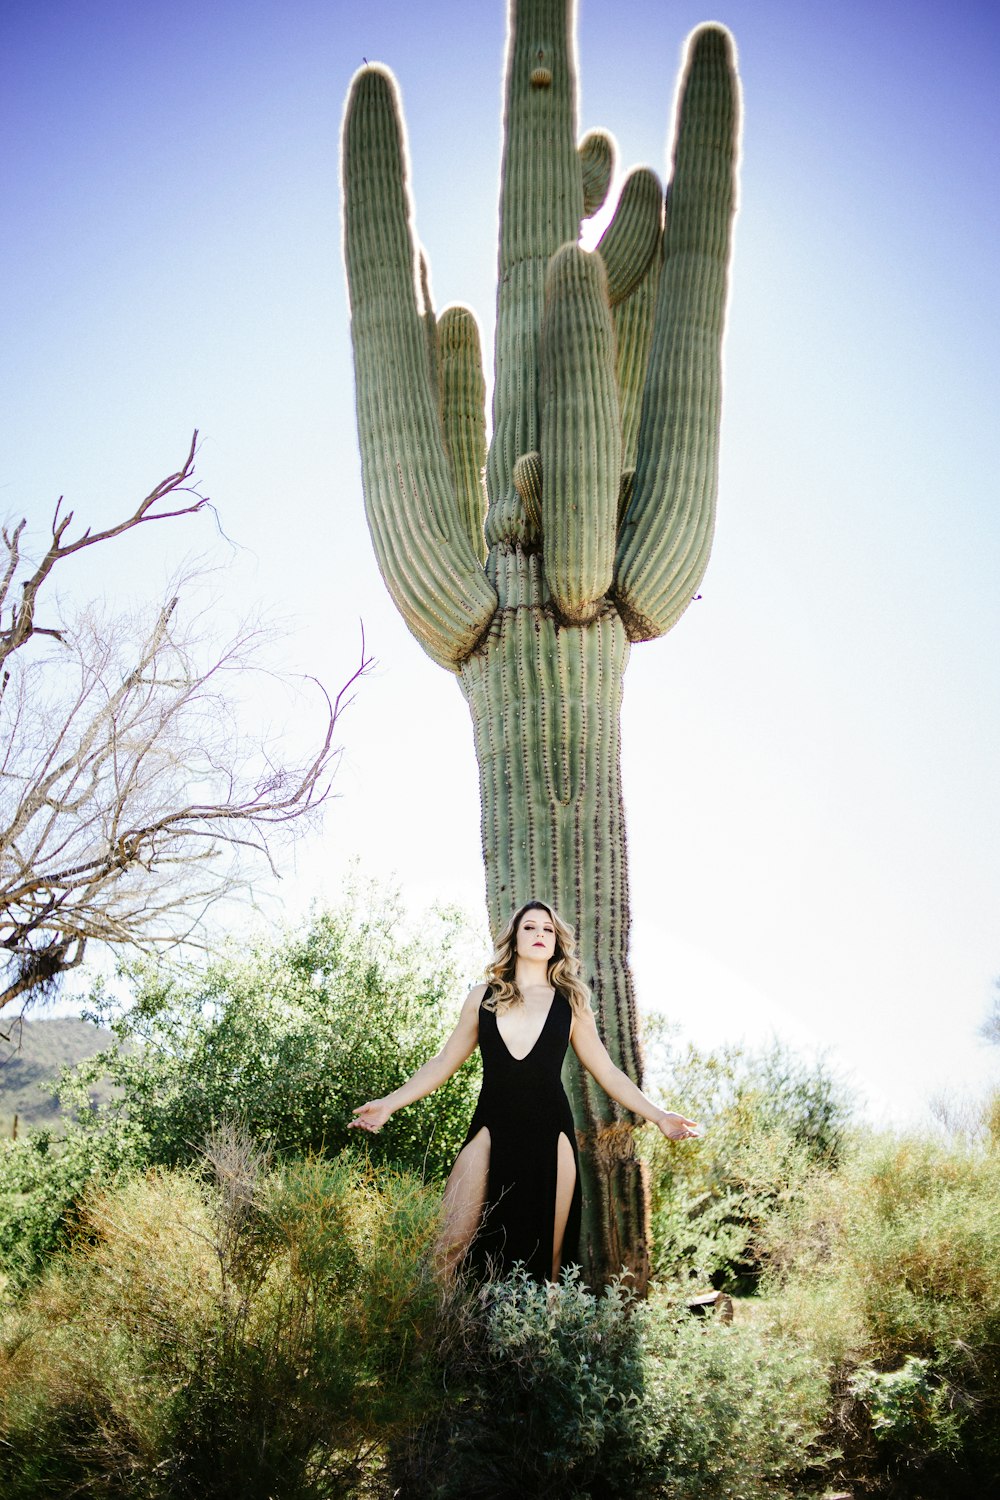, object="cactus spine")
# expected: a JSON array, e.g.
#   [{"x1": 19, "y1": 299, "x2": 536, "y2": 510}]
[{"x1": 343, "y1": 0, "x2": 739, "y2": 1289}]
